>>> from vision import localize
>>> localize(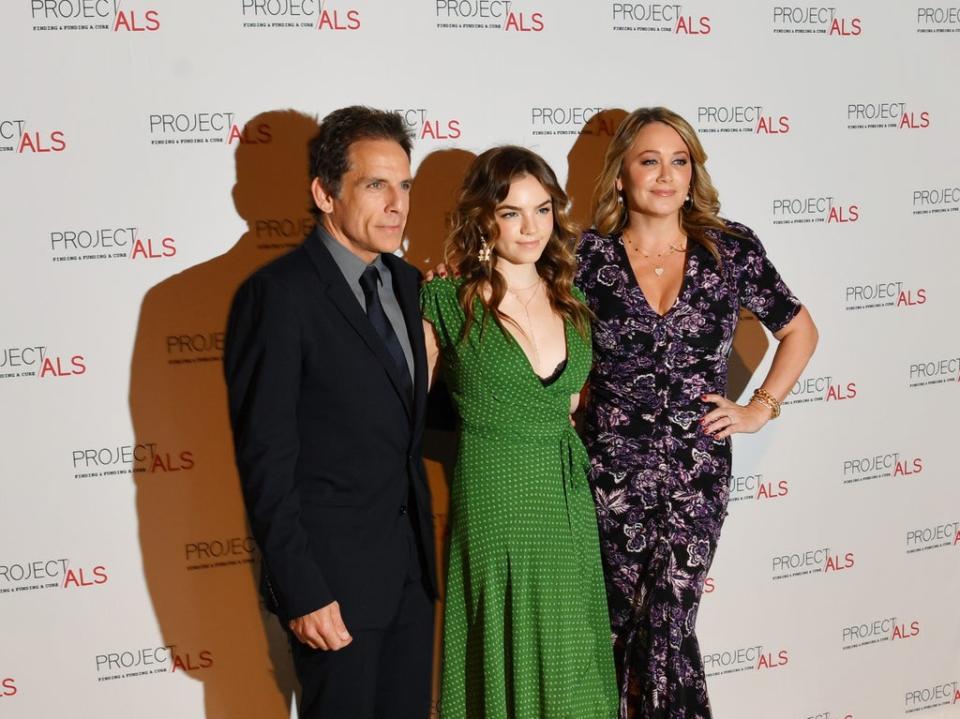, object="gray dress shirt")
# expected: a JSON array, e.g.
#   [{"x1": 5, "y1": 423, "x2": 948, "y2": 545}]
[{"x1": 319, "y1": 227, "x2": 415, "y2": 383}]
